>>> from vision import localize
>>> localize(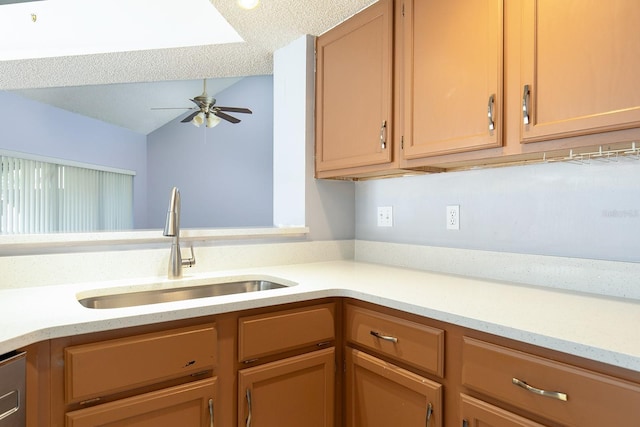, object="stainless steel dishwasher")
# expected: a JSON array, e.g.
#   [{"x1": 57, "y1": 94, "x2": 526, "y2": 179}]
[{"x1": 0, "y1": 351, "x2": 25, "y2": 427}]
